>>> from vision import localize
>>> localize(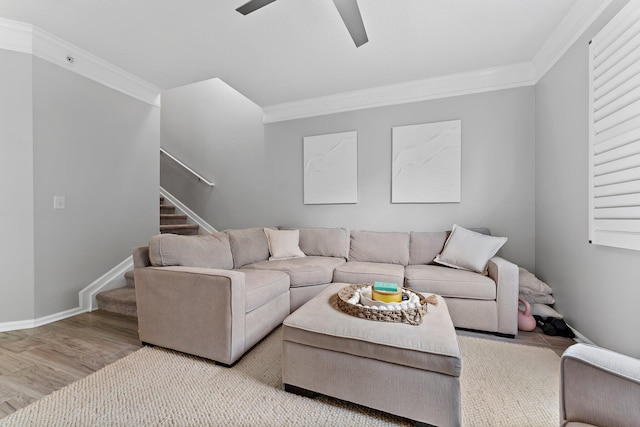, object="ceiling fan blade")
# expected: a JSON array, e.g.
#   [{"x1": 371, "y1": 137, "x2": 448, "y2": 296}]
[
  {"x1": 332, "y1": 0, "x2": 368, "y2": 47},
  {"x1": 236, "y1": 0, "x2": 278, "y2": 15}
]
